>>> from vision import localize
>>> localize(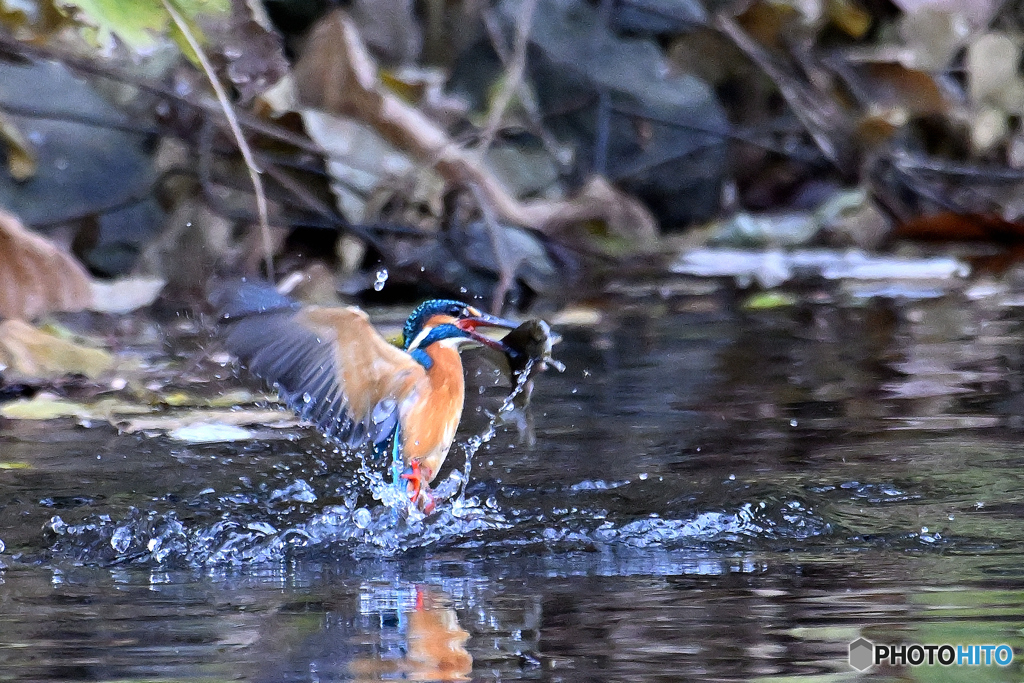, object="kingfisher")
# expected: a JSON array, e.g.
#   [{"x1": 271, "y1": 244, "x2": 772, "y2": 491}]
[{"x1": 215, "y1": 281, "x2": 518, "y2": 512}]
